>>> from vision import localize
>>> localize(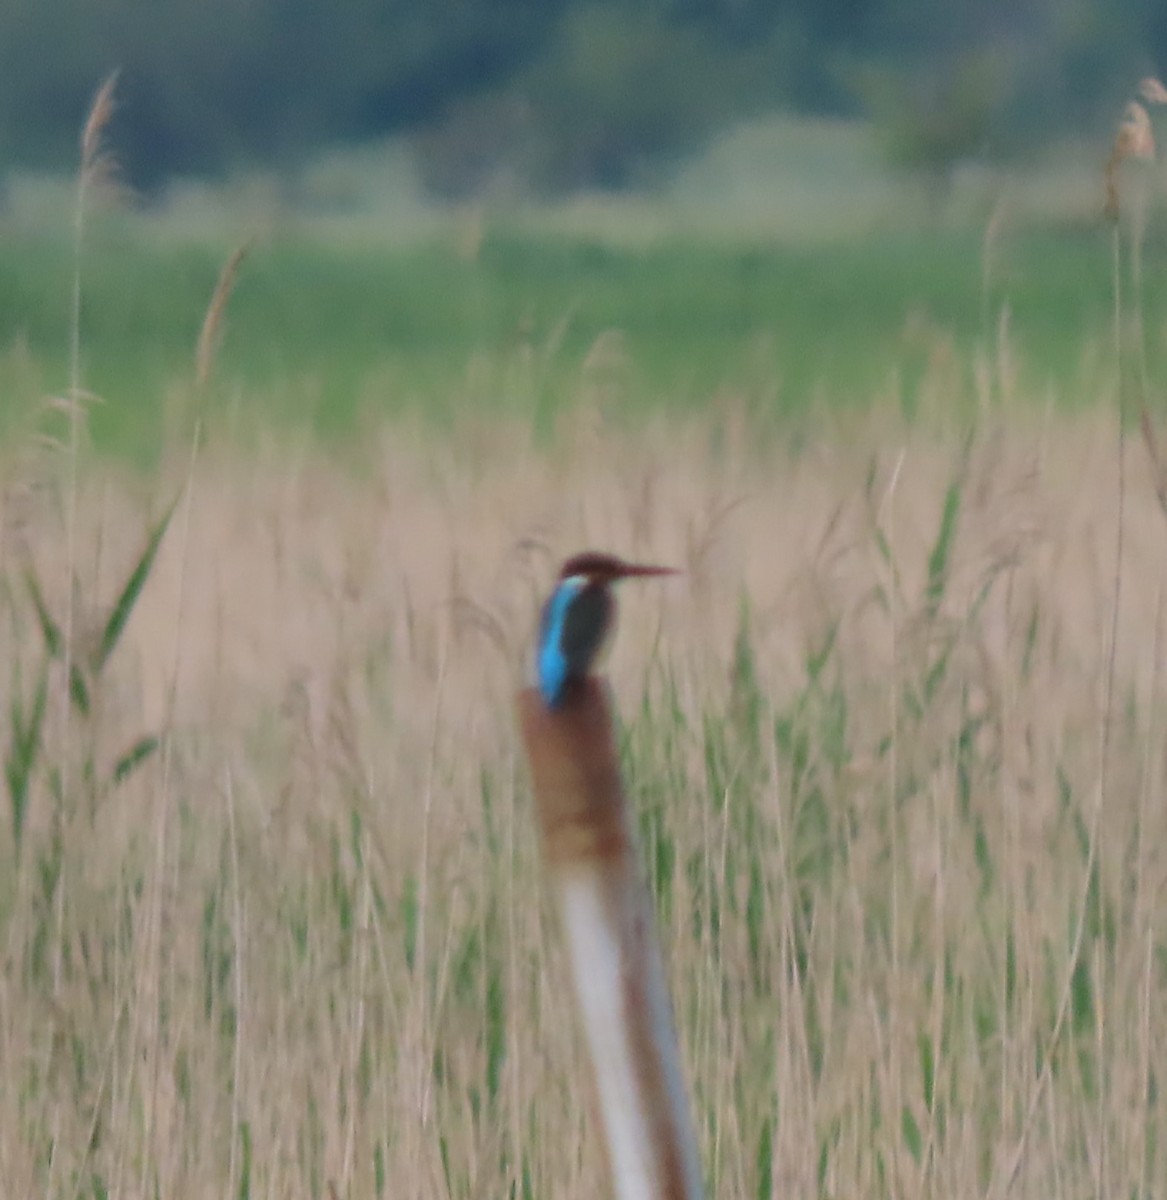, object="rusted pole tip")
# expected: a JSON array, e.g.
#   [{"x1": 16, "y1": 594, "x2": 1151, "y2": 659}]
[{"x1": 516, "y1": 679, "x2": 632, "y2": 867}]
